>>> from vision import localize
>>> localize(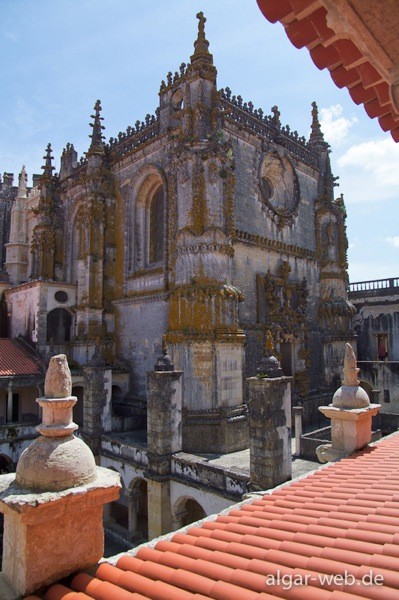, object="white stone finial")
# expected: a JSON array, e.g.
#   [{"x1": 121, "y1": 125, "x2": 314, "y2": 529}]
[
  {"x1": 317, "y1": 341, "x2": 380, "y2": 462},
  {"x1": 332, "y1": 343, "x2": 369, "y2": 409},
  {"x1": 45, "y1": 354, "x2": 72, "y2": 398},
  {"x1": 342, "y1": 343, "x2": 359, "y2": 386}
]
